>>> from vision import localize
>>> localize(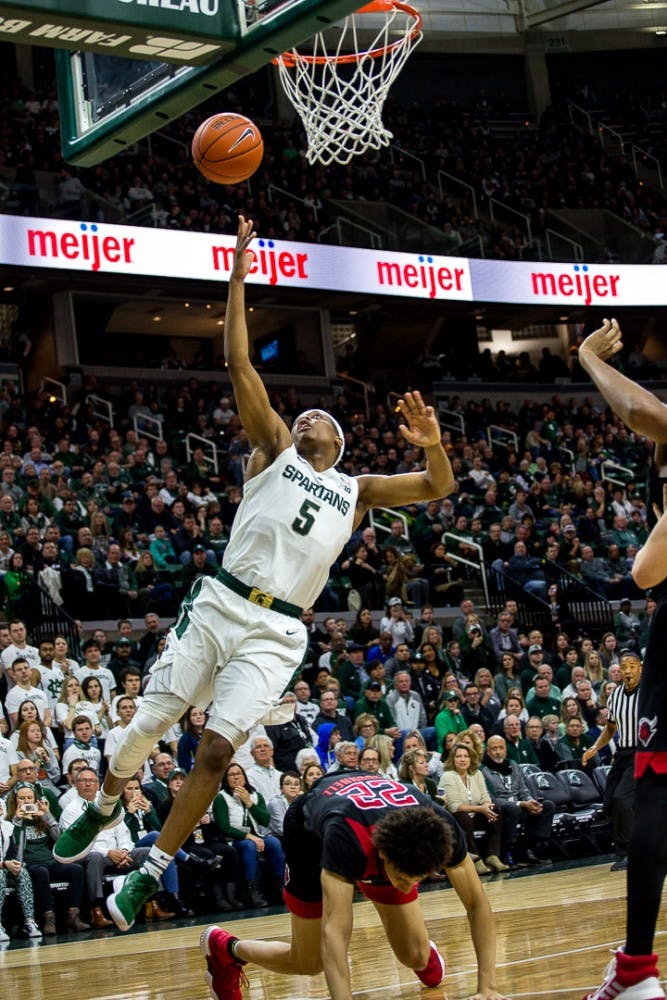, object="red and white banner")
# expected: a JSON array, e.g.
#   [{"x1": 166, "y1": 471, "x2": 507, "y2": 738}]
[
  {"x1": 468, "y1": 258, "x2": 664, "y2": 308},
  {"x1": 1, "y1": 214, "x2": 665, "y2": 306}
]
